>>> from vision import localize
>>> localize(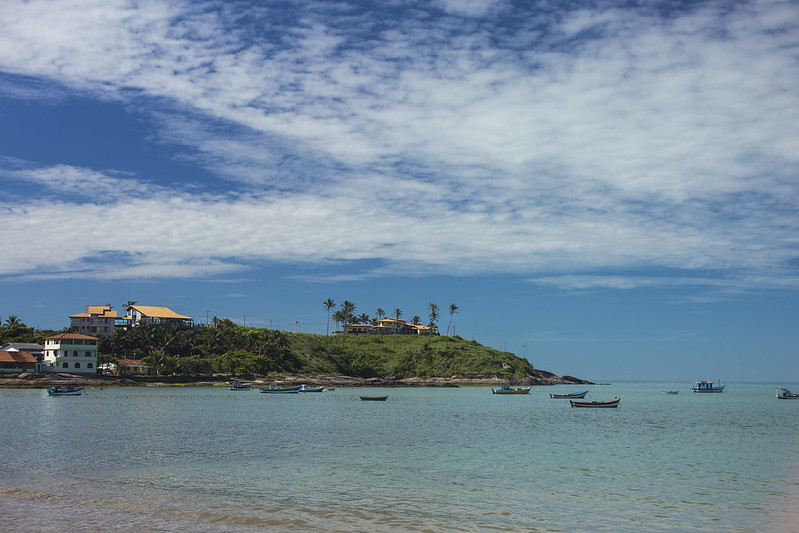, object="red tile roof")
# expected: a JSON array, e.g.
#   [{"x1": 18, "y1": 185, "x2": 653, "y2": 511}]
[
  {"x1": 45, "y1": 333, "x2": 97, "y2": 340},
  {"x1": 0, "y1": 351, "x2": 37, "y2": 364}
]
